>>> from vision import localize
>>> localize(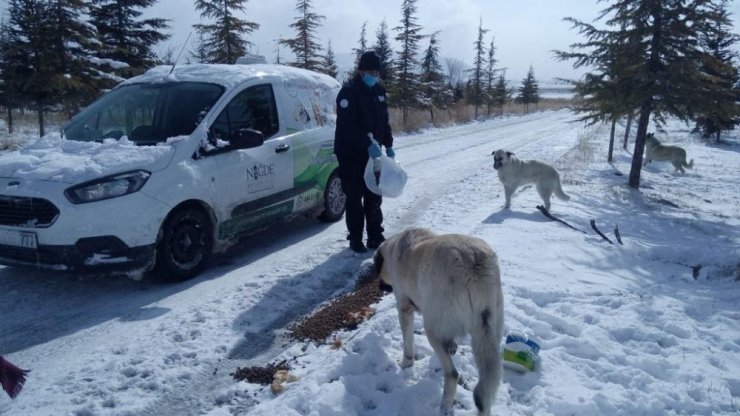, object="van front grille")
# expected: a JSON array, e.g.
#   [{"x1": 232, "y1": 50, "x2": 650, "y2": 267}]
[{"x1": 0, "y1": 195, "x2": 60, "y2": 228}]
